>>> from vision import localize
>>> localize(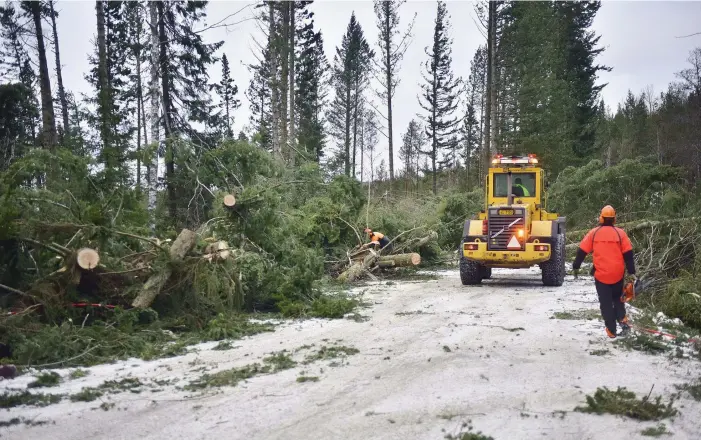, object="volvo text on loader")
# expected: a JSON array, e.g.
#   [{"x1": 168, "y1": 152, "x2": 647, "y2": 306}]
[{"x1": 460, "y1": 154, "x2": 566, "y2": 286}]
